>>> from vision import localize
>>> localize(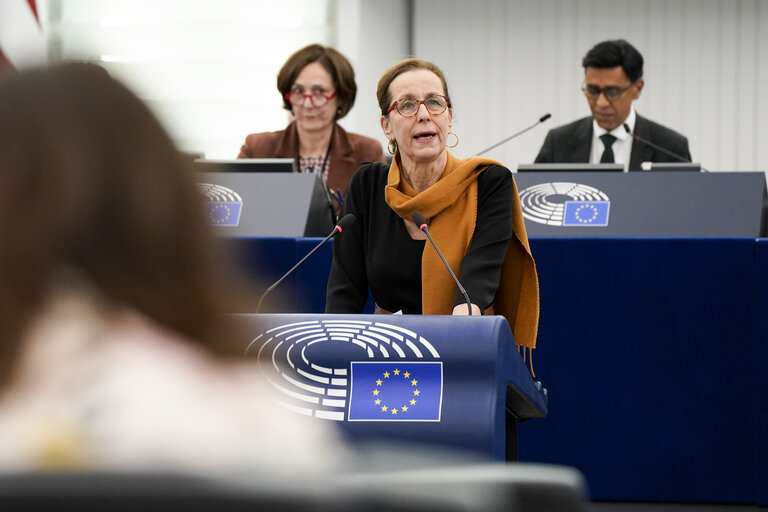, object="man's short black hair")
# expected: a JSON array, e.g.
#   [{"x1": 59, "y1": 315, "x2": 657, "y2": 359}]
[{"x1": 582, "y1": 39, "x2": 644, "y2": 83}]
